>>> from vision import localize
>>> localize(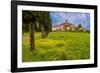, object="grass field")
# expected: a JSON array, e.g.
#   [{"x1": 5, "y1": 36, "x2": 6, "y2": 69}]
[{"x1": 22, "y1": 32, "x2": 90, "y2": 62}]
